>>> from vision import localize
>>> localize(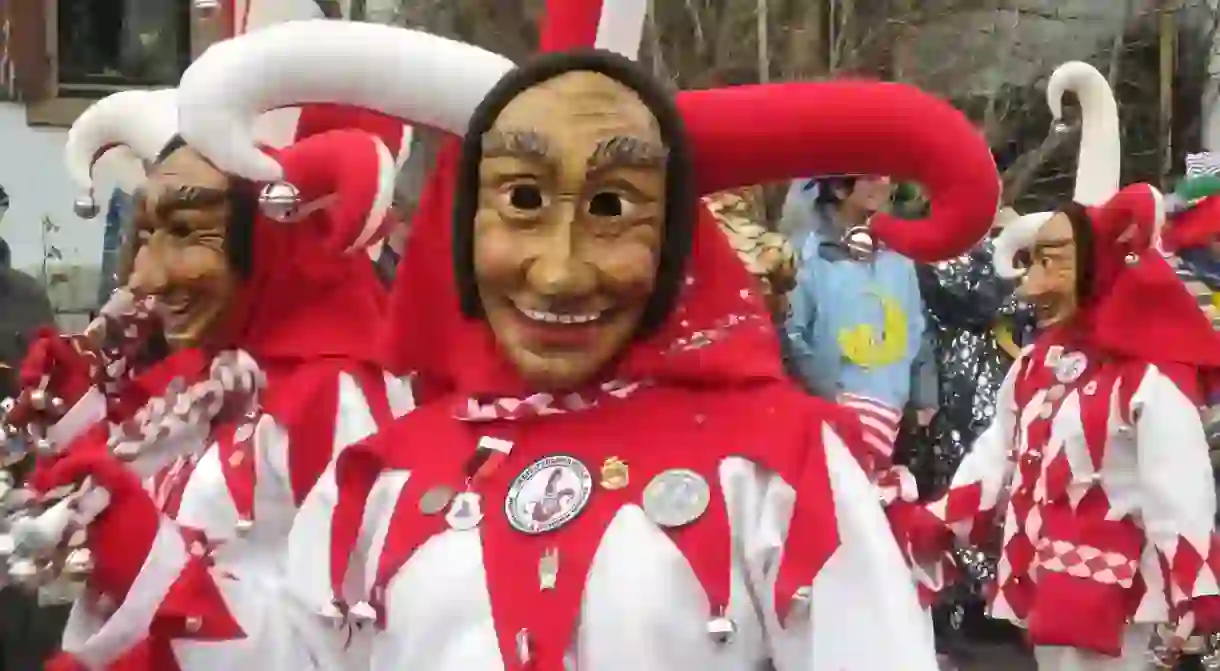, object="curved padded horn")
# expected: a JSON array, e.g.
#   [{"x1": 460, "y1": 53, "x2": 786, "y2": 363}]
[
  {"x1": 677, "y1": 81, "x2": 1001, "y2": 262},
  {"x1": 64, "y1": 89, "x2": 179, "y2": 193},
  {"x1": 1047, "y1": 61, "x2": 1120, "y2": 206},
  {"x1": 177, "y1": 20, "x2": 514, "y2": 182},
  {"x1": 992, "y1": 211, "x2": 1054, "y2": 279},
  {"x1": 539, "y1": 0, "x2": 647, "y2": 59}
]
